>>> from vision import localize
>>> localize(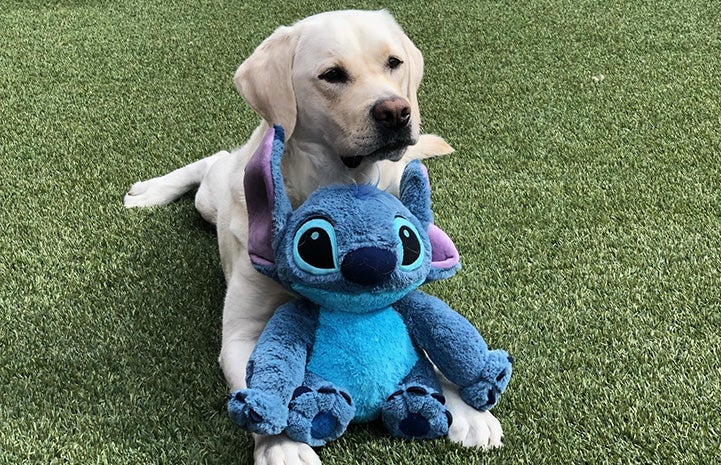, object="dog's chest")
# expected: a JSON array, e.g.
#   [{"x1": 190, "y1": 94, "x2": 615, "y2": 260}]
[{"x1": 307, "y1": 307, "x2": 419, "y2": 422}]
